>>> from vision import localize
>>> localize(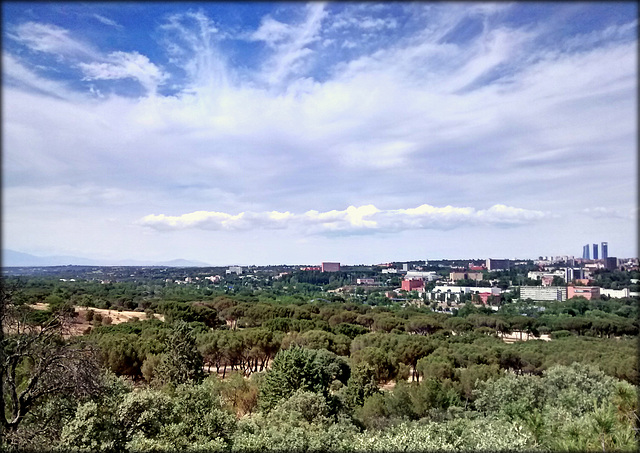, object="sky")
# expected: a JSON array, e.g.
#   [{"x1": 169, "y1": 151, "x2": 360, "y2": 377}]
[{"x1": 2, "y1": 2, "x2": 638, "y2": 266}]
